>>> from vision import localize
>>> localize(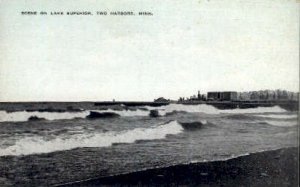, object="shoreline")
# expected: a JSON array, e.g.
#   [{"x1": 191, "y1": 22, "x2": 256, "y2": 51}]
[{"x1": 58, "y1": 147, "x2": 299, "y2": 187}]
